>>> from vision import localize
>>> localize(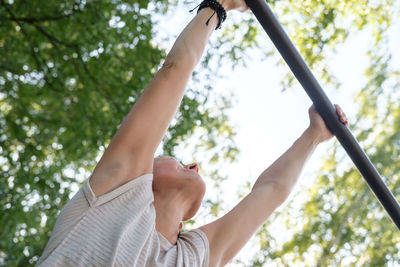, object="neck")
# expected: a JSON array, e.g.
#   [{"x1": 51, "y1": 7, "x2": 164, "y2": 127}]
[{"x1": 153, "y1": 194, "x2": 186, "y2": 245}]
